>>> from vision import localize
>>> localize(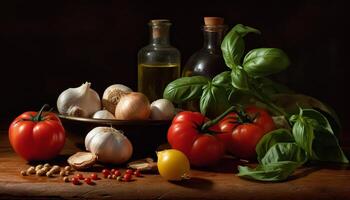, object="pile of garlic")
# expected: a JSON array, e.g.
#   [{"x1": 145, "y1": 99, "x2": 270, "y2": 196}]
[{"x1": 56, "y1": 82, "x2": 175, "y2": 120}]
